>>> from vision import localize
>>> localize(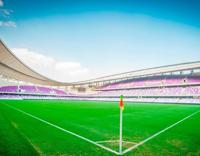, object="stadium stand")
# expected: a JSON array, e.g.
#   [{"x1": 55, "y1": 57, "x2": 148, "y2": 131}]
[
  {"x1": 0, "y1": 40, "x2": 200, "y2": 103},
  {"x1": 0, "y1": 85, "x2": 68, "y2": 95},
  {"x1": 100, "y1": 76, "x2": 200, "y2": 90}
]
